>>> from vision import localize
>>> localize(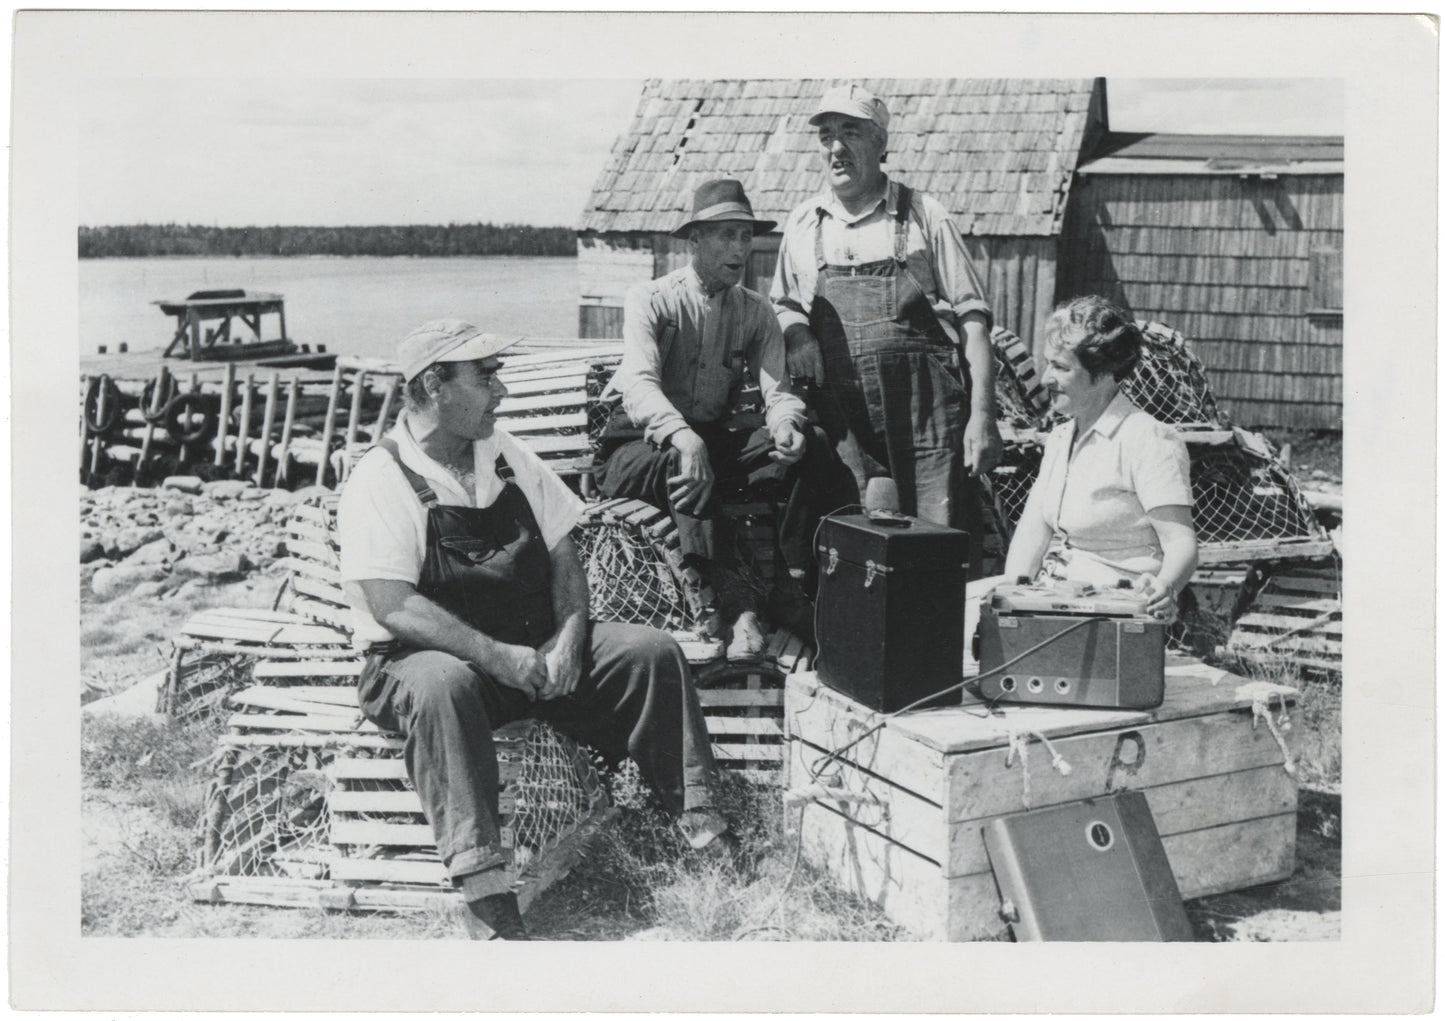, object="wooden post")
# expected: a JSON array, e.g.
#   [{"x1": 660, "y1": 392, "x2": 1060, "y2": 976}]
[
  {"x1": 341, "y1": 371, "x2": 368, "y2": 485},
  {"x1": 136, "y1": 366, "x2": 172, "y2": 486},
  {"x1": 214, "y1": 362, "x2": 236, "y2": 467},
  {"x1": 79, "y1": 375, "x2": 90, "y2": 482},
  {"x1": 88, "y1": 380, "x2": 108, "y2": 479},
  {"x1": 188, "y1": 309, "x2": 202, "y2": 361},
  {"x1": 275, "y1": 377, "x2": 300, "y2": 486},
  {"x1": 255, "y1": 372, "x2": 280, "y2": 486},
  {"x1": 235, "y1": 373, "x2": 255, "y2": 475},
  {"x1": 316, "y1": 365, "x2": 343, "y2": 488},
  {"x1": 373, "y1": 374, "x2": 398, "y2": 442}
]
